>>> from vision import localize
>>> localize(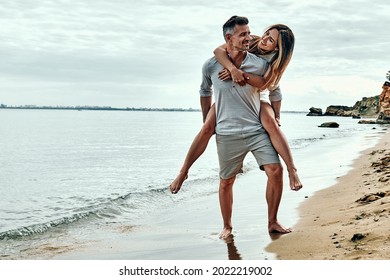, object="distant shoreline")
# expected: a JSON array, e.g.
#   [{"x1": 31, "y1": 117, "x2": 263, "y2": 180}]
[
  {"x1": 0, "y1": 106, "x2": 307, "y2": 114},
  {"x1": 0, "y1": 106, "x2": 200, "y2": 112}
]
